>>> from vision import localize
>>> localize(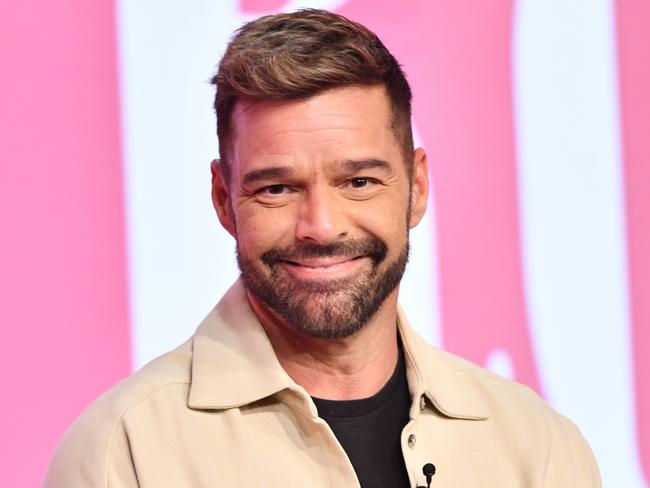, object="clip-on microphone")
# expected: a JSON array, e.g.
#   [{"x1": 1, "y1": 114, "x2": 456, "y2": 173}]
[{"x1": 416, "y1": 462, "x2": 436, "y2": 488}]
